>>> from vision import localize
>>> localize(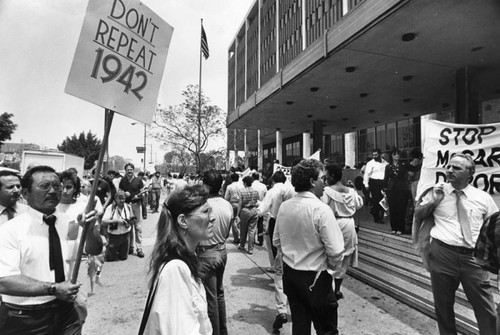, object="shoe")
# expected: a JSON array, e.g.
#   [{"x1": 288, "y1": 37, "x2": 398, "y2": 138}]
[
  {"x1": 391, "y1": 231, "x2": 397, "y2": 234},
  {"x1": 237, "y1": 245, "x2": 245, "y2": 251},
  {"x1": 137, "y1": 250, "x2": 145, "y2": 258},
  {"x1": 396, "y1": 231, "x2": 402, "y2": 235},
  {"x1": 335, "y1": 291, "x2": 344, "y2": 300},
  {"x1": 233, "y1": 239, "x2": 240, "y2": 244},
  {"x1": 272, "y1": 313, "x2": 288, "y2": 330},
  {"x1": 143, "y1": 216, "x2": 147, "y2": 220},
  {"x1": 129, "y1": 249, "x2": 134, "y2": 255},
  {"x1": 247, "y1": 250, "x2": 253, "y2": 254}
]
